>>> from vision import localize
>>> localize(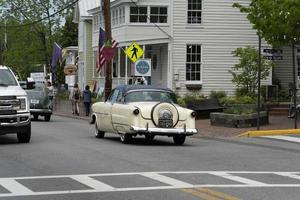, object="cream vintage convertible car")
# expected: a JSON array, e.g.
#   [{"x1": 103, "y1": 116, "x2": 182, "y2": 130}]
[{"x1": 91, "y1": 85, "x2": 197, "y2": 144}]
